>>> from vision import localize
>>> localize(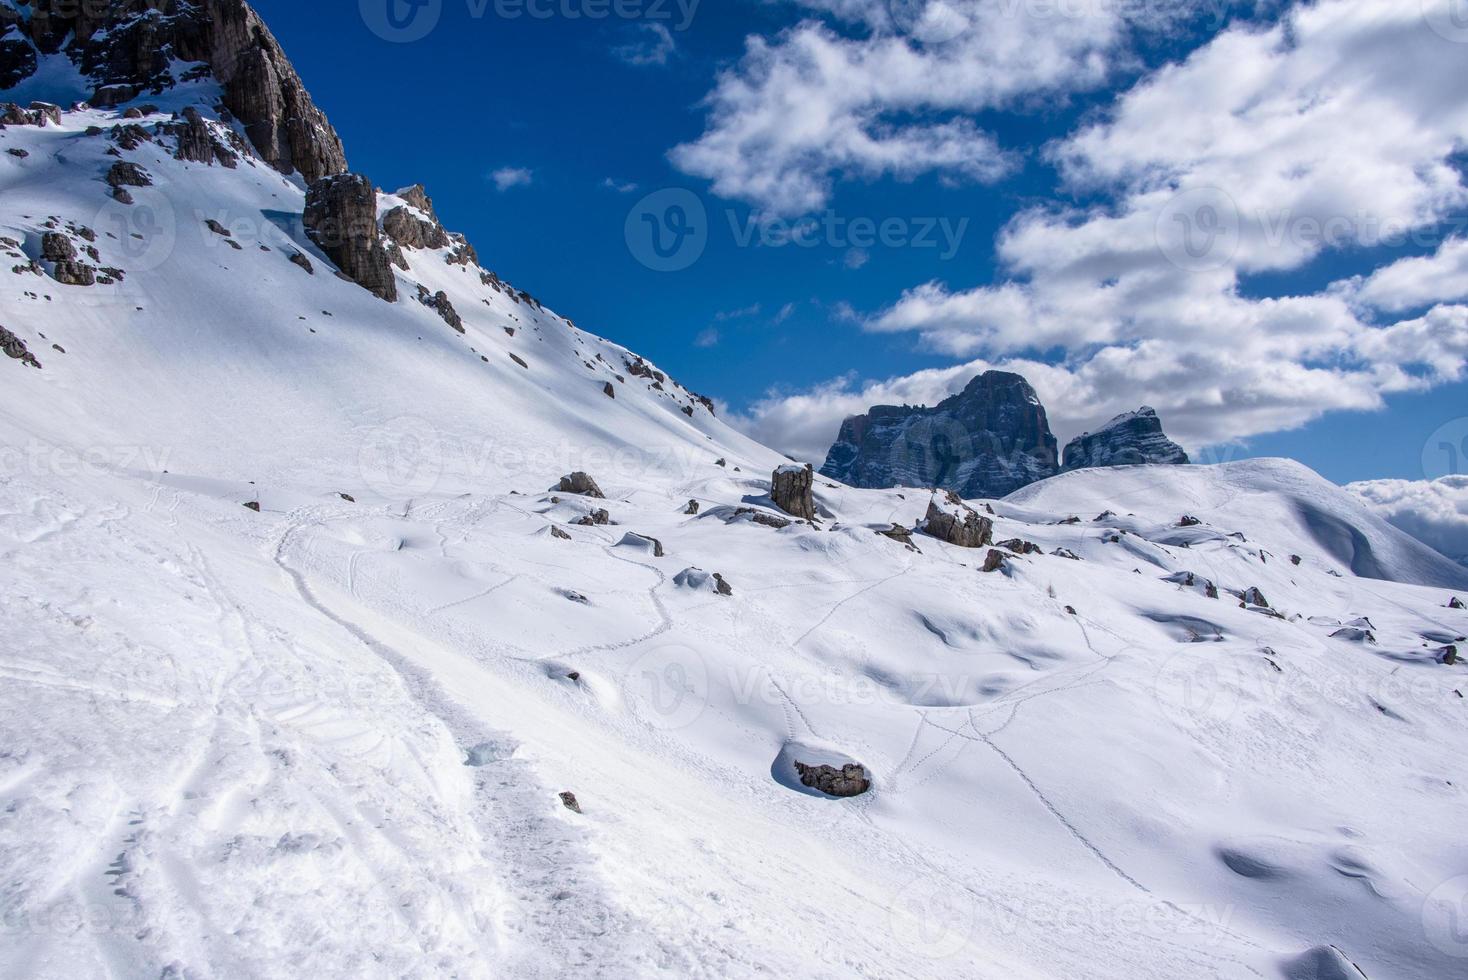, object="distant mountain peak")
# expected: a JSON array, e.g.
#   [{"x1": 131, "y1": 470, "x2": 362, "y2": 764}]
[
  {"x1": 821, "y1": 374, "x2": 1190, "y2": 498},
  {"x1": 819, "y1": 370, "x2": 1060, "y2": 498}
]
